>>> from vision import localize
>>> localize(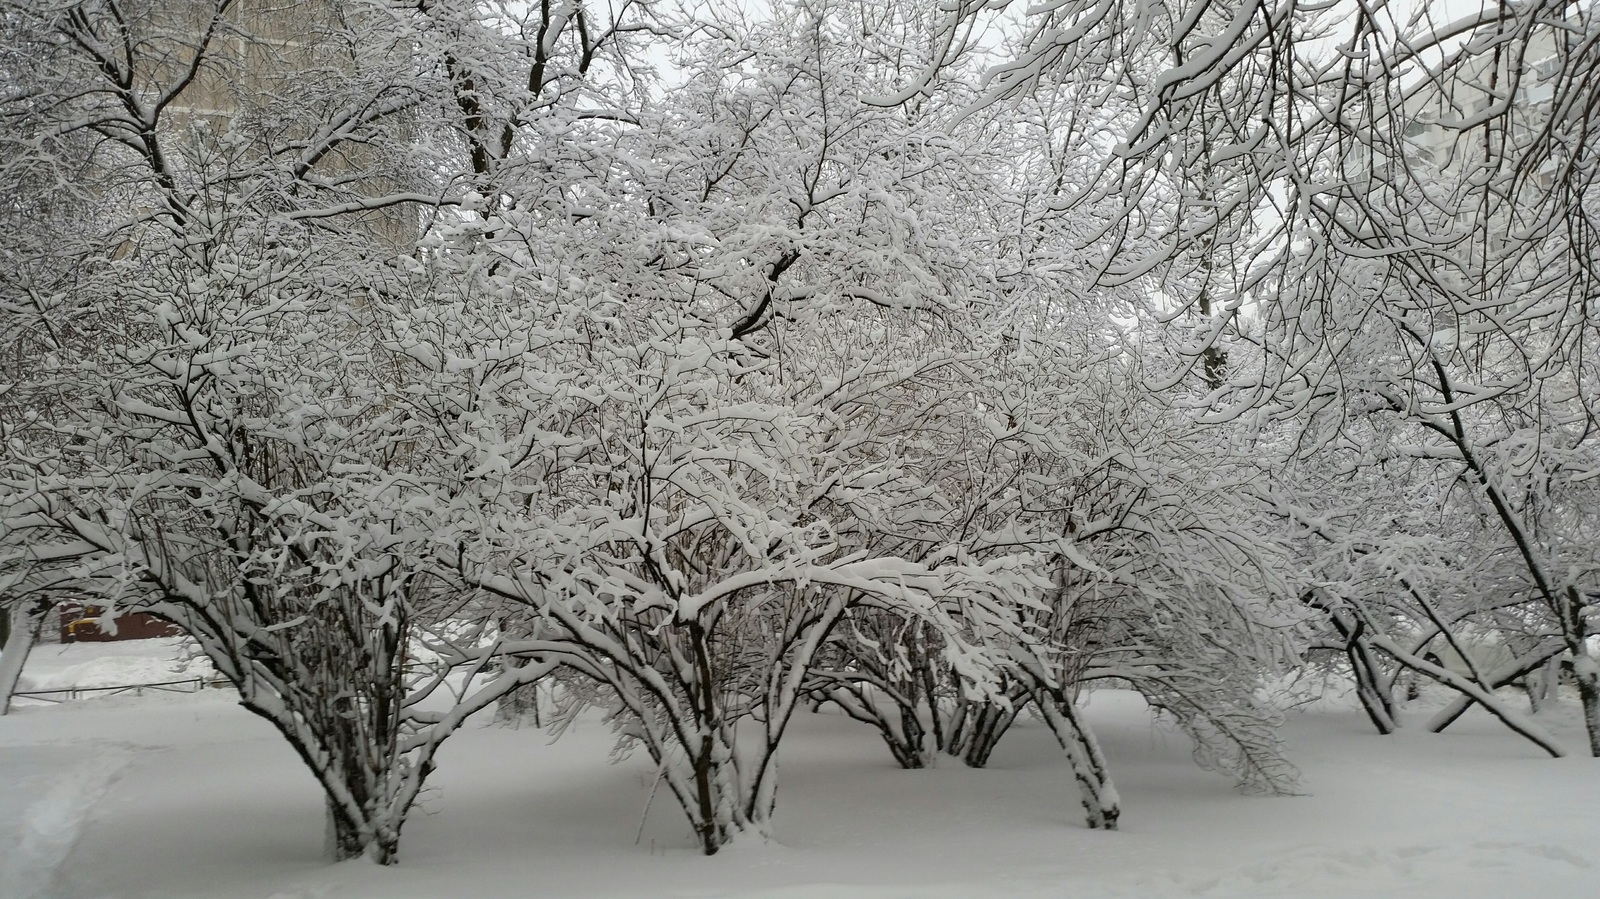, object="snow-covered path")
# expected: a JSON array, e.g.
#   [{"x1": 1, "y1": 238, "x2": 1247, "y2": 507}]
[{"x1": 0, "y1": 742, "x2": 129, "y2": 899}]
